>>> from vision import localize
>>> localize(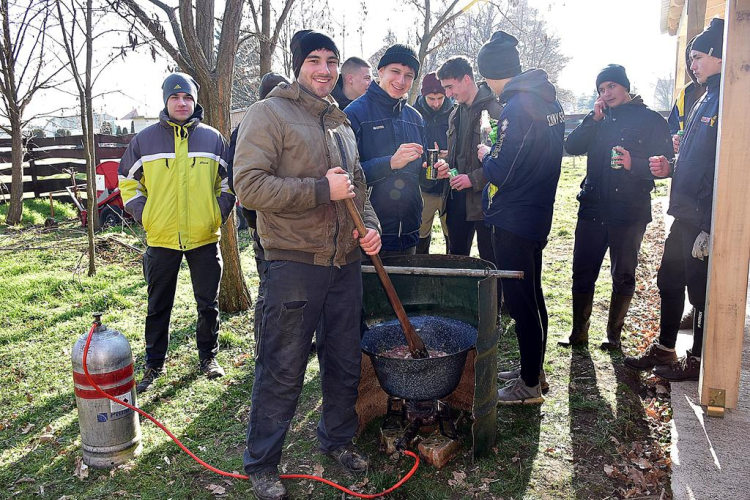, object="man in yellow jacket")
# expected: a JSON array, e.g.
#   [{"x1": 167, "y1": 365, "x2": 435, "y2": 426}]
[{"x1": 118, "y1": 73, "x2": 235, "y2": 393}]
